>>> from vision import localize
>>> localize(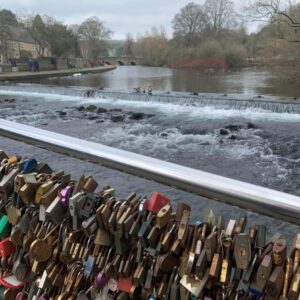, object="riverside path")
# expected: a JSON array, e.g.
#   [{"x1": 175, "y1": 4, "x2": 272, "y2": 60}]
[{"x1": 0, "y1": 65, "x2": 116, "y2": 81}]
